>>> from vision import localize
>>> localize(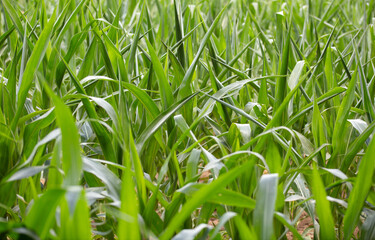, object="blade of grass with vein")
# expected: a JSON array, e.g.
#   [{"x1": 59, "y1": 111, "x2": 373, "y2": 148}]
[
  {"x1": 6, "y1": 45, "x2": 18, "y2": 118},
  {"x1": 118, "y1": 149, "x2": 141, "y2": 240},
  {"x1": 60, "y1": 188, "x2": 91, "y2": 240},
  {"x1": 173, "y1": 0, "x2": 185, "y2": 68},
  {"x1": 42, "y1": 81, "x2": 82, "y2": 186},
  {"x1": 248, "y1": 9, "x2": 275, "y2": 57},
  {"x1": 286, "y1": 87, "x2": 346, "y2": 127},
  {"x1": 343, "y1": 133, "x2": 375, "y2": 239},
  {"x1": 11, "y1": 9, "x2": 56, "y2": 131},
  {"x1": 274, "y1": 25, "x2": 290, "y2": 121},
  {"x1": 77, "y1": 39, "x2": 97, "y2": 79},
  {"x1": 353, "y1": 41, "x2": 375, "y2": 122},
  {"x1": 259, "y1": 44, "x2": 269, "y2": 105},
  {"x1": 55, "y1": 31, "x2": 88, "y2": 87},
  {"x1": 266, "y1": 62, "x2": 308, "y2": 130},
  {"x1": 312, "y1": 99, "x2": 326, "y2": 166},
  {"x1": 94, "y1": 32, "x2": 117, "y2": 80},
  {"x1": 233, "y1": 215, "x2": 257, "y2": 240},
  {"x1": 1, "y1": 0, "x2": 24, "y2": 38},
  {"x1": 178, "y1": 183, "x2": 256, "y2": 209},
  {"x1": 167, "y1": 46, "x2": 185, "y2": 87},
  {"x1": 54, "y1": 0, "x2": 87, "y2": 46},
  {"x1": 311, "y1": 165, "x2": 336, "y2": 238},
  {"x1": 123, "y1": 82, "x2": 160, "y2": 117},
  {"x1": 128, "y1": 124, "x2": 147, "y2": 204},
  {"x1": 0, "y1": 25, "x2": 15, "y2": 46},
  {"x1": 253, "y1": 174, "x2": 278, "y2": 240}
]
